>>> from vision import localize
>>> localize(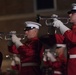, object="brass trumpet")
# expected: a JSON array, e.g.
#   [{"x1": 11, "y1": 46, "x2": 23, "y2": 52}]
[
  {"x1": 36, "y1": 14, "x2": 70, "y2": 26},
  {"x1": 0, "y1": 32, "x2": 26, "y2": 40}
]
